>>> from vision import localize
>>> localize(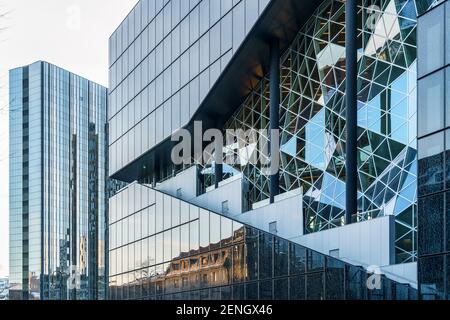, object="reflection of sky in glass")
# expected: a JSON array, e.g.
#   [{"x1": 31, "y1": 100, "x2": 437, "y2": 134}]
[
  {"x1": 225, "y1": 0, "x2": 419, "y2": 263},
  {"x1": 305, "y1": 108, "x2": 327, "y2": 170}
]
